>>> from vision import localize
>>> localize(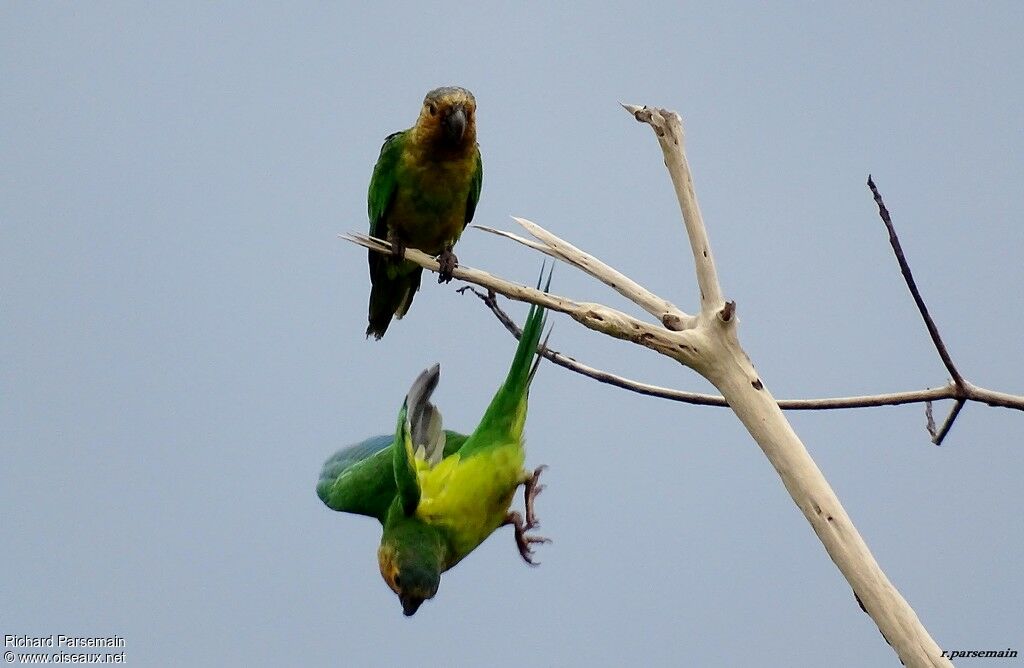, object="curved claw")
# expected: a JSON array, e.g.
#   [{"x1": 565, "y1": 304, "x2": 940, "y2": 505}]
[
  {"x1": 504, "y1": 510, "x2": 551, "y2": 566},
  {"x1": 524, "y1": 465, "x2": 548, "y2": 529}
]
